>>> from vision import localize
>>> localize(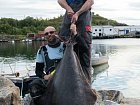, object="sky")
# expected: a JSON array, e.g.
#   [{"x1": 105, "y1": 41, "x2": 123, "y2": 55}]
[{"x1": 0, "y1": 0, "x2": 140, "y2": 25}]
